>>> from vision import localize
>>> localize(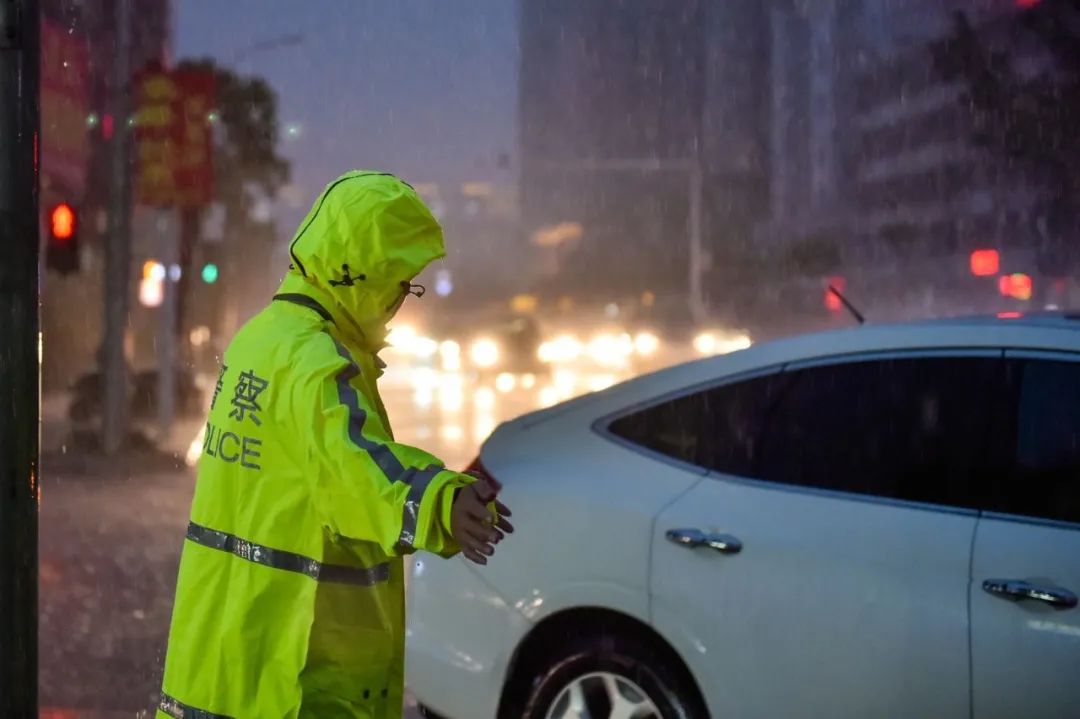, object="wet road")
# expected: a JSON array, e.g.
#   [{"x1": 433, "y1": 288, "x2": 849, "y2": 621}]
[{"x1": 38, "y1": 367, "x2": 597, "y2": 717}]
